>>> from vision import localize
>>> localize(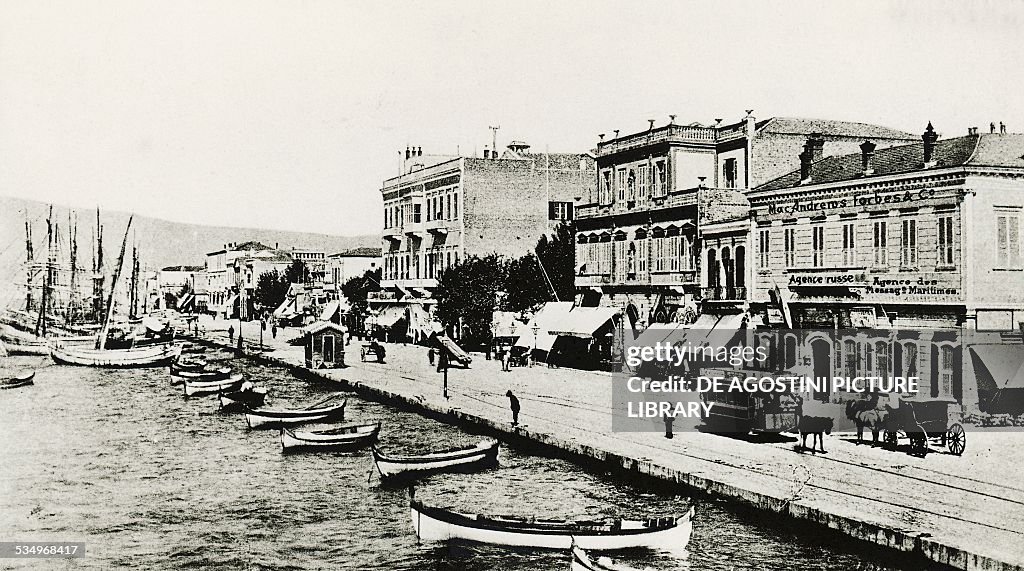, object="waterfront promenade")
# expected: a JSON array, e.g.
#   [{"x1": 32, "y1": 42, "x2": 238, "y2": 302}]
[{"x1": 202, "y1": 319, "x2": 1024, "y2": 570}]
